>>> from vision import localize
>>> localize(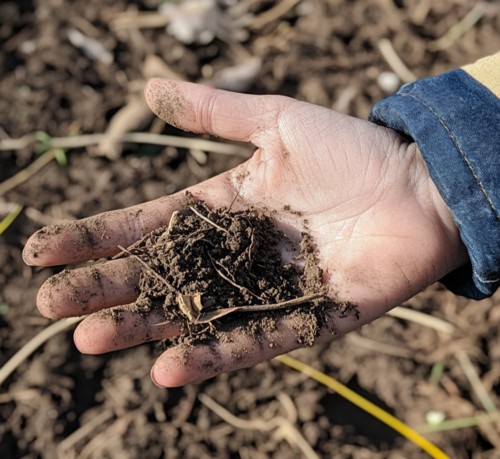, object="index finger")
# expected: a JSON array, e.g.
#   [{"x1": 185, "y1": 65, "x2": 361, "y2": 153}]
[{"x1": 22, "y1": 175, "x2": 236, "y2": 266}]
